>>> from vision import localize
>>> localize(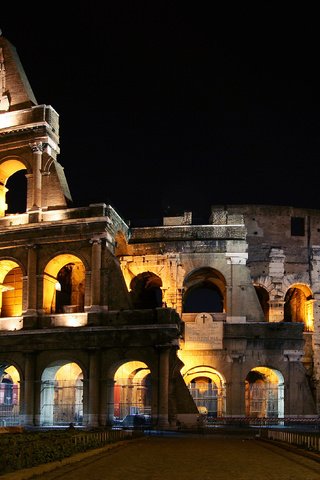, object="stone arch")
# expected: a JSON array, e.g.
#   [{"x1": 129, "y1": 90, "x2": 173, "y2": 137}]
[
  {"x1": 113, "y1": 360, "x2": 152, "y2": 424},
  {"x1": 0, "y1": 258, "x2": 24, "y2": 319},
  {"x1": 245, "y1": 366, "x2": 284, "y2": 418},
  {"x1": 40, "y1": 360, "x2": 84, "y2": 426},
  {"x1": 0, "y1": 157, "x2": 30, "y2": 216},
  {"x1": 254, "y1": 285, "x2": 270, "y2": 321},
  {"x1": 182, "y1": 365, "x2": 226, "y2": 417},
  {"x1": 253, "y1": 276, "x2": 274, "y2": 292},
  {"x1": 253, "y1": 275, "x2": 285, "y2": 323},
  {"x1": 283, "y1": 283, "x2": 314, "y2": 331},
  {"x1": 43, "y1": 254, "x2": 86, "y2": 314},
  {"x1": 0, "y1": 362, "x2": 21, "y2": 426},
  {"x1": 182, "y1": 267, "x2": 226, "y2": 313},
  {"x1": 129, "y1": 271, "x2": 163, "y2": 309},
  {"x1": 42, "y1": 156, "x2": 56, "y2": 174}
]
